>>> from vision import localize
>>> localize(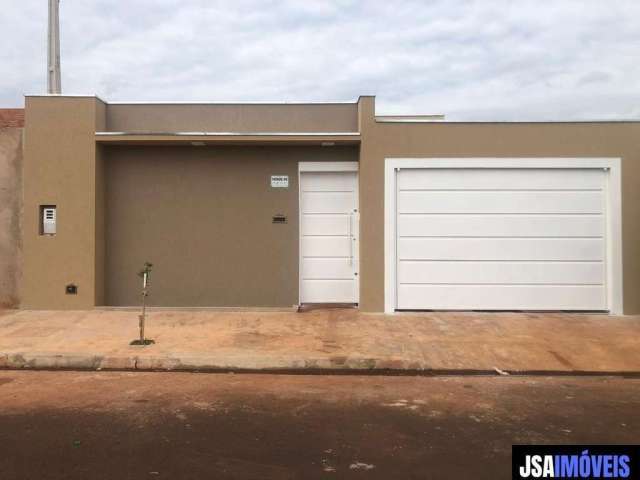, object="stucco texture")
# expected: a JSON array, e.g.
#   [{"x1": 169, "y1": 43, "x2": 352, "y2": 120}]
[
  {"x1": 20, "y1": 96, "x2": 640, "y2": 314},
  {"x1": 104, "y1": 145, "x2": 357, "y2": 307},
  {"x1": 22, "y1": 97, "x2": 103, "y2": 309},
  {"x1": 0, "y1": 127, "x2": 22, "y2": 307},
  {"x1": 357, "y1": 97, "x2": 640, "y2": 314}
]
